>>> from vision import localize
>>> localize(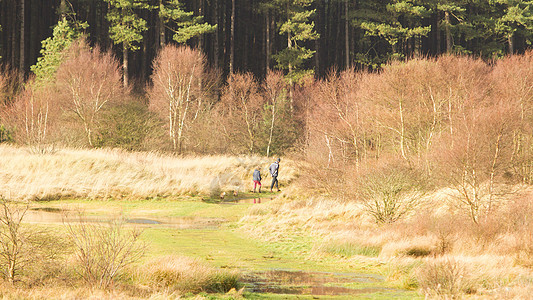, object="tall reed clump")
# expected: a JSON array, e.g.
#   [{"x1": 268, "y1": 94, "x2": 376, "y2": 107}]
[{"x1": 141, "y1": 255, "x2": 239, "y2": 294}]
